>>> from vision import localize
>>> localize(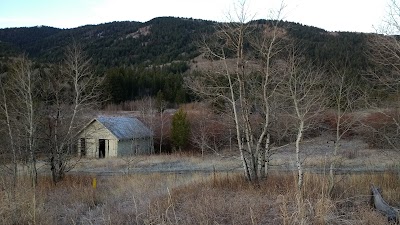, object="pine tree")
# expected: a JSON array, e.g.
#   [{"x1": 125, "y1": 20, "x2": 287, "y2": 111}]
[{"x1": 171, "y1": 108, "x2": 190, "y2": 151}]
